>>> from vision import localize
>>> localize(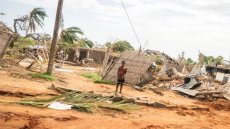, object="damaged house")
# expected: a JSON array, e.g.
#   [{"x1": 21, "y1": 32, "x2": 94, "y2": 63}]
[
  {"x1": 103, "y1": 51, "x2": 155, "y2": 85},
  {"x1": 206, "y1": 65, "x2": 230, "y2": 83},
  {"x1": 67, "y1": 48, "x2": 119, "y2": 63},
  {"x1": 0, "y1": 22, "x2": 17, "y2": 62},
  {"x1": 102, "y1": 50, "x2": 180, "y2": 86}
]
